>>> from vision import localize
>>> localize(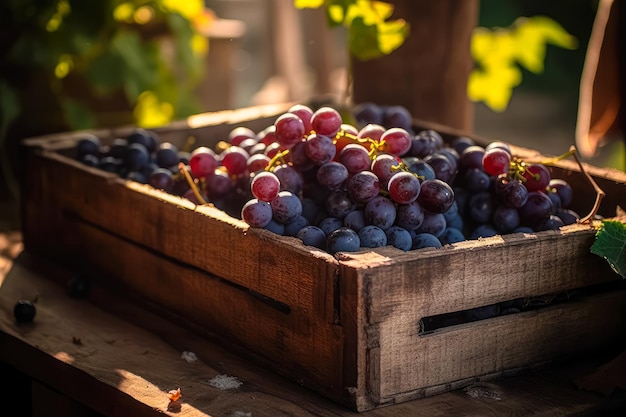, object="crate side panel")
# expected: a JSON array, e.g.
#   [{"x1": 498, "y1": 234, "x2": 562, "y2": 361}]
[
  {"x1": 25, "y1": 151, "x2": 338, "y2": 324},
  {"x1": 374, "y1": 290, "x2": 626, "y2": 403},
  {"x1": 25, "y1": 196, "x2": 349, "y2": 403},
  {"x1": 341, "y1": 226, "x2": 617, "y2": 320}
]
